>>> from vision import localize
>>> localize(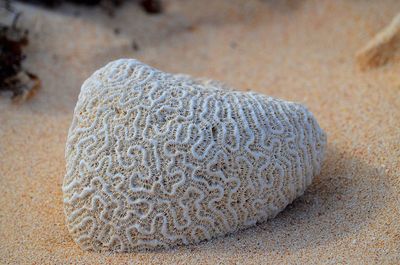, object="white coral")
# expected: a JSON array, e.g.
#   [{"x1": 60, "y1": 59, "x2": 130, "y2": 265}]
[{"x1": 63, "y1": 59, "x2": 327, "y2": 252}]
